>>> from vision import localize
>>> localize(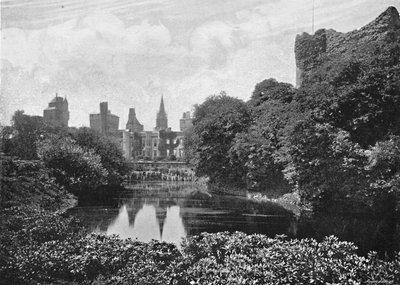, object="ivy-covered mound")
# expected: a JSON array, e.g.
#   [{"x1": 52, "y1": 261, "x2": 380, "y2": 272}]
[{"x1": 1, "y1": 208, "x2": 399, "y2": 285}]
